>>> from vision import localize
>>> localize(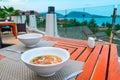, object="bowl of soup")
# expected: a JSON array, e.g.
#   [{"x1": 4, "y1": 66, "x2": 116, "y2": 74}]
[
  {"x1": 21, "y1": 47, "x2": 70, "y2": 77},
  {"x1": 18, "y1": 33, "x2": 43, "y2": 47}
]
